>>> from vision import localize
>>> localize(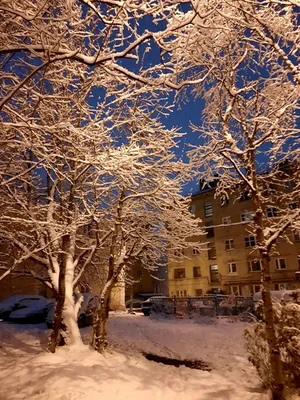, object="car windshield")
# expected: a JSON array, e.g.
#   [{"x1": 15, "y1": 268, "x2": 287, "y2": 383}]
[{"x1": 18, "y1": 299, "x2": 40, "y2": 307}]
